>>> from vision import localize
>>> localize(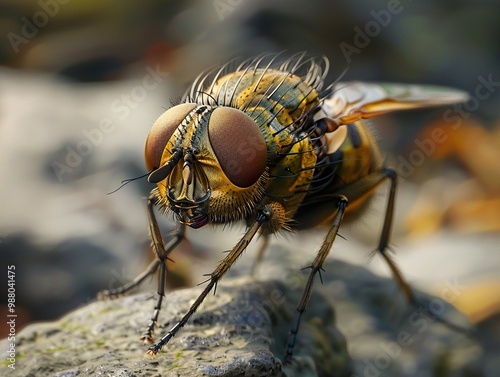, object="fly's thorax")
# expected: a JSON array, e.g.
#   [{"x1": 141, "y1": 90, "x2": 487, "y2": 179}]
[
  {"x1": 251, "y1": 106, "x2": 295, "y2": 156},
  {"x1": 210, "y1": 69, "x2": 321, "y2": 128},
  {"x1": 263, "y1": 134, "x2": 317, "y2": 222},
  {"x1": 145, "y1": 103, "x2": 269, "y2": 226}
]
